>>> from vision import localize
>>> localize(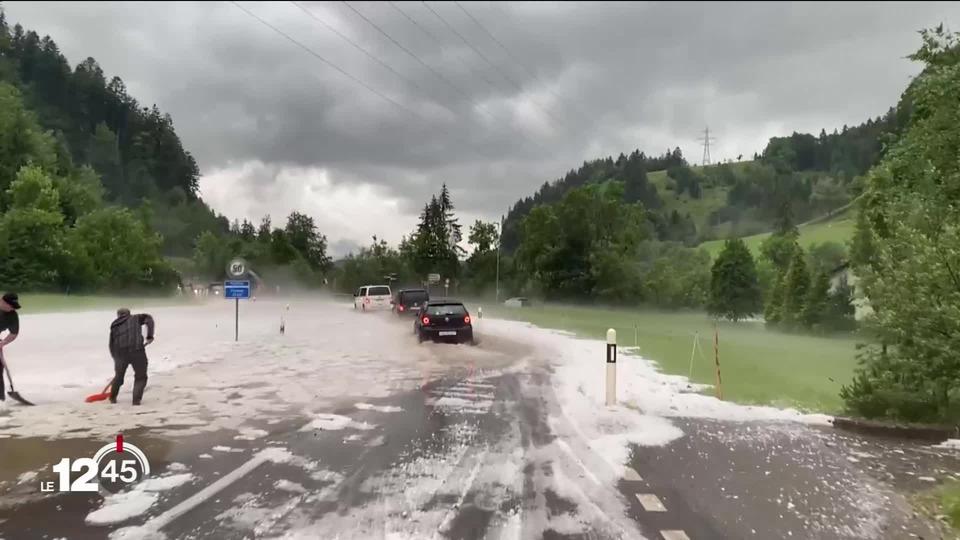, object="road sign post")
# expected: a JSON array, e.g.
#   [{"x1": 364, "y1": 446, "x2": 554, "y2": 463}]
[{"x1": 224, "y1": 279, "x2": 250, "y2": 342}]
